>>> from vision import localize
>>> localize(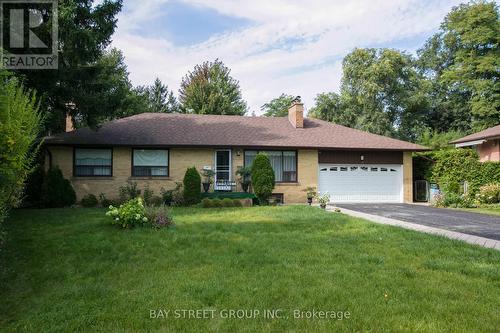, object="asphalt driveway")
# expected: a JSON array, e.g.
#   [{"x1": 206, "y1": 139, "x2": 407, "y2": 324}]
[{"x1": 336, "y1": 203, "x2": 500, "y2": 241}]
